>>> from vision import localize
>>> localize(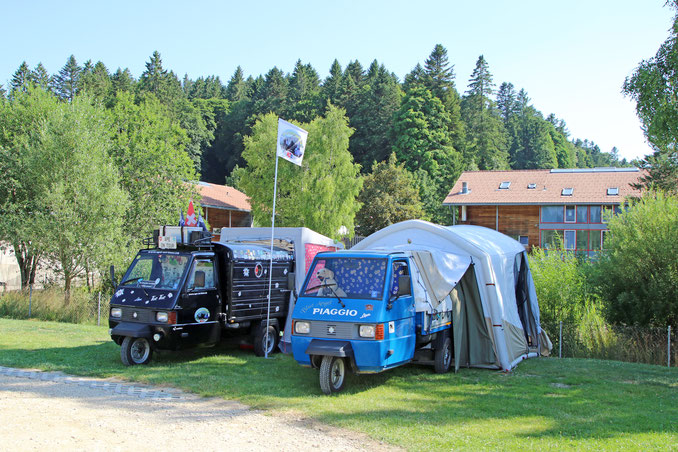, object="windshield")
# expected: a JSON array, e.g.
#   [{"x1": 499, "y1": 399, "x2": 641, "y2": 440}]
[
  {"x1": 121, "y1": 253, "x2": 191, "y2": 290},
  {"x1": 303, "y1": 257, "x2": 387, "y2": 300}
]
